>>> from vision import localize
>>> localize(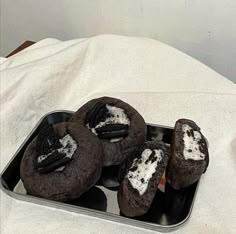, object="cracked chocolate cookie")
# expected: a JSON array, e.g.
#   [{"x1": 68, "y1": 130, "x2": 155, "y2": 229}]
[
  {"x1": 117, "y1": 141, "x2": 170, "y2": 217},
  {"x1": 20, "y1": 122, "x2": 103, "y2": 201},
  {"x1": 70, "y1": 97, "x2": 146, "y2": 166},
  {"x1": 166, "y1": 119, "x2": 209, "y2": 190}
]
